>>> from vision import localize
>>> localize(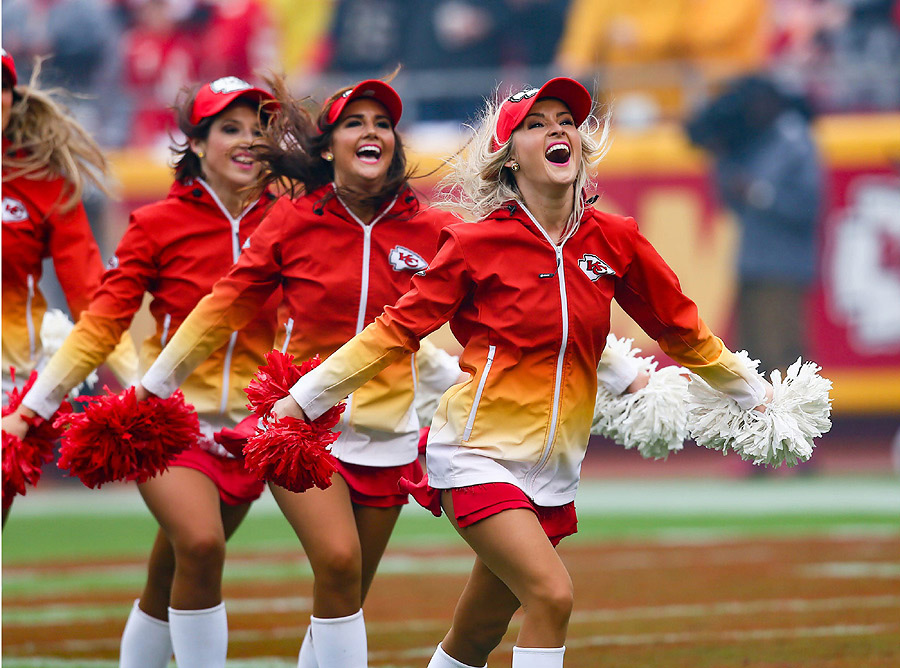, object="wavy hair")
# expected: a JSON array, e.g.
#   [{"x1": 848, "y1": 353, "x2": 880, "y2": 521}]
[
  {"x1": 433, "y1": 89, "x2": 612, "y2": 223},
  {"x1": 169, "y1": 83, "x2": 279, "y2": 184},
  {"x1": 2, "y1": 60, "x2": 111, "y2": 212},
  {"x1": 252, "y1": 73, "x2": 414, "y2": 212}
]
